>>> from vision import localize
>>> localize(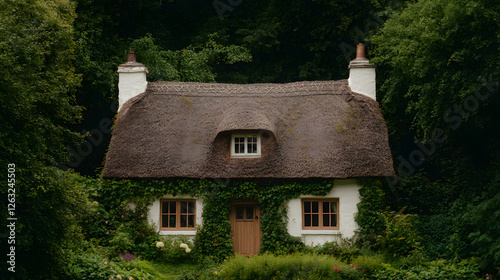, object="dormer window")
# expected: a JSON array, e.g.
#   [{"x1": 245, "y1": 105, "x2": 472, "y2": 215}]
[{"x1": 231, "y1": 134, "x2": 261, "y2": 158}]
